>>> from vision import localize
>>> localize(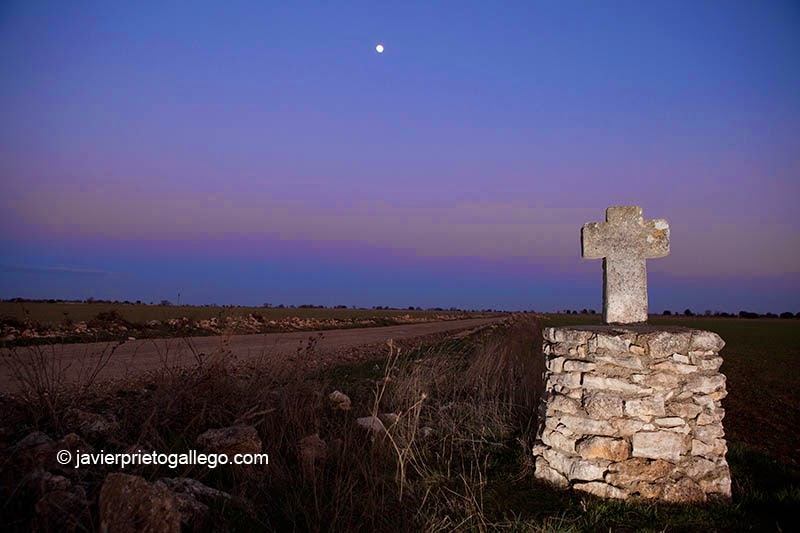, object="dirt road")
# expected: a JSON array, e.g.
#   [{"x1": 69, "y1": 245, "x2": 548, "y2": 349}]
[{"x1": 0, "y1": 317, "x2": 505, "y2": 392}]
